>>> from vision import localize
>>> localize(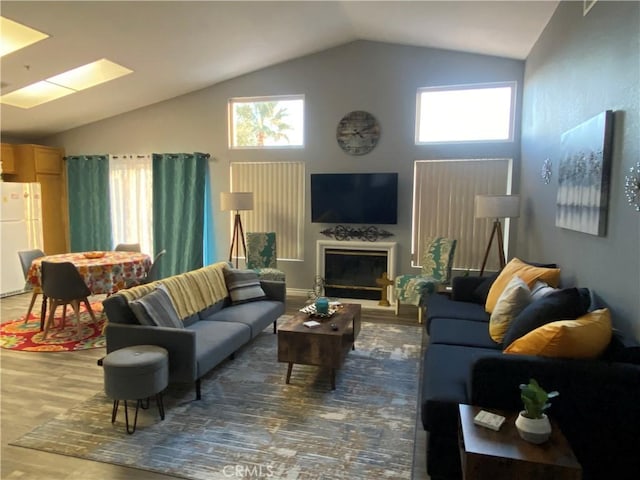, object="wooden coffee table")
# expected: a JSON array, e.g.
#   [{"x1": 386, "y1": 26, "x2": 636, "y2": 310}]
[{"x1": 277, "y1": 303, "x2": 361, "y2": 390}]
